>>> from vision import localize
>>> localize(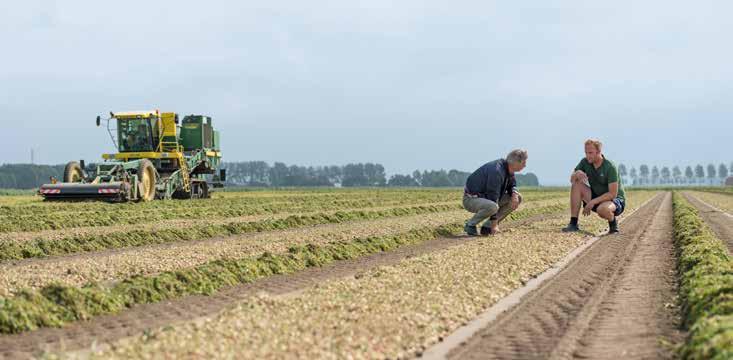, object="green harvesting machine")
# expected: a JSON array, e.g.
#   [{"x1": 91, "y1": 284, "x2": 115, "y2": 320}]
[{"x1": 39, "y1": 110, "x2": 225, "y2": 201}]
